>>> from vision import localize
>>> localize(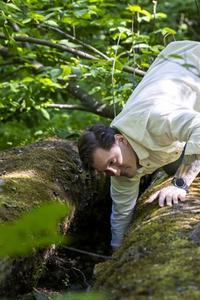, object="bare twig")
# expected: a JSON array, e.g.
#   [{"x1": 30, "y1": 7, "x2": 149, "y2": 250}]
[{"x1": 62, "y1": 245, "x2": 114, "y2": 260}]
